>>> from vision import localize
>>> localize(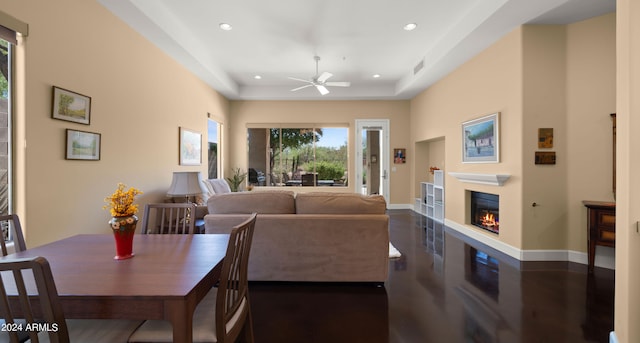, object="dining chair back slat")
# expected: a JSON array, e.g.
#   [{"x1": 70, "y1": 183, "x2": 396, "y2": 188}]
[
  {"x1": 140, "y1": 203, "x2": 196, "y2": 235},
  {"x1": 128, "y1": 213, "x2": 257, "y2": 343},
  {"x1": 0, "y1": 215, "x2": 27, "y2": 256},
  {"x1": 216, "y1": 212, "x2": 257, "y2": 343},
  {"x1": 0, "y1": 256, "x2": 144, "y2": 343},
  {"x1": 0, "y1": 256, "x2": 70, "y2": 343}
]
